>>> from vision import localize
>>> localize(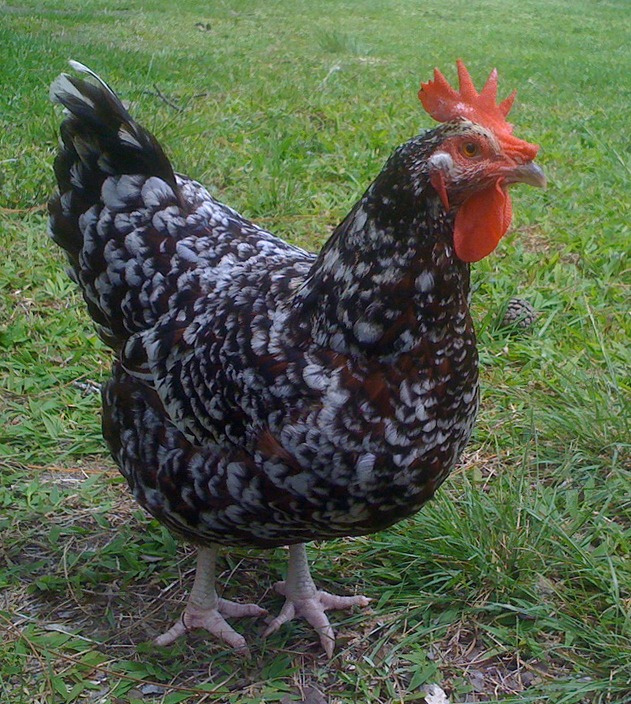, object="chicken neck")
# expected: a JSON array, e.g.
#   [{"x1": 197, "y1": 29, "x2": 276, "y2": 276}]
[{"x1": 293, "y1": 140, "x2": 473, "y2": 358}]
